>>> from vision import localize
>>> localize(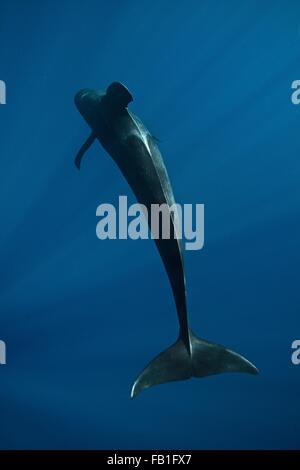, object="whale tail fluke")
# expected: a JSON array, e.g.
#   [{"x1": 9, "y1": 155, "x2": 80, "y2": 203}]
[{"x1": 131, "y1": 330, "x2": 258, "y2": 398}]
